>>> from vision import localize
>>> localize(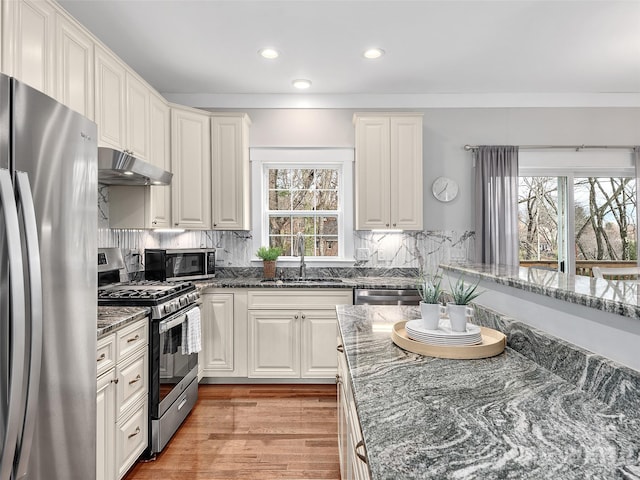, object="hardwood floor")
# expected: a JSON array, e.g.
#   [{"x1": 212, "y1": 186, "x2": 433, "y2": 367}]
[{"x1": 124, "y1": 385, "x2": 340, "y2": 480}]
